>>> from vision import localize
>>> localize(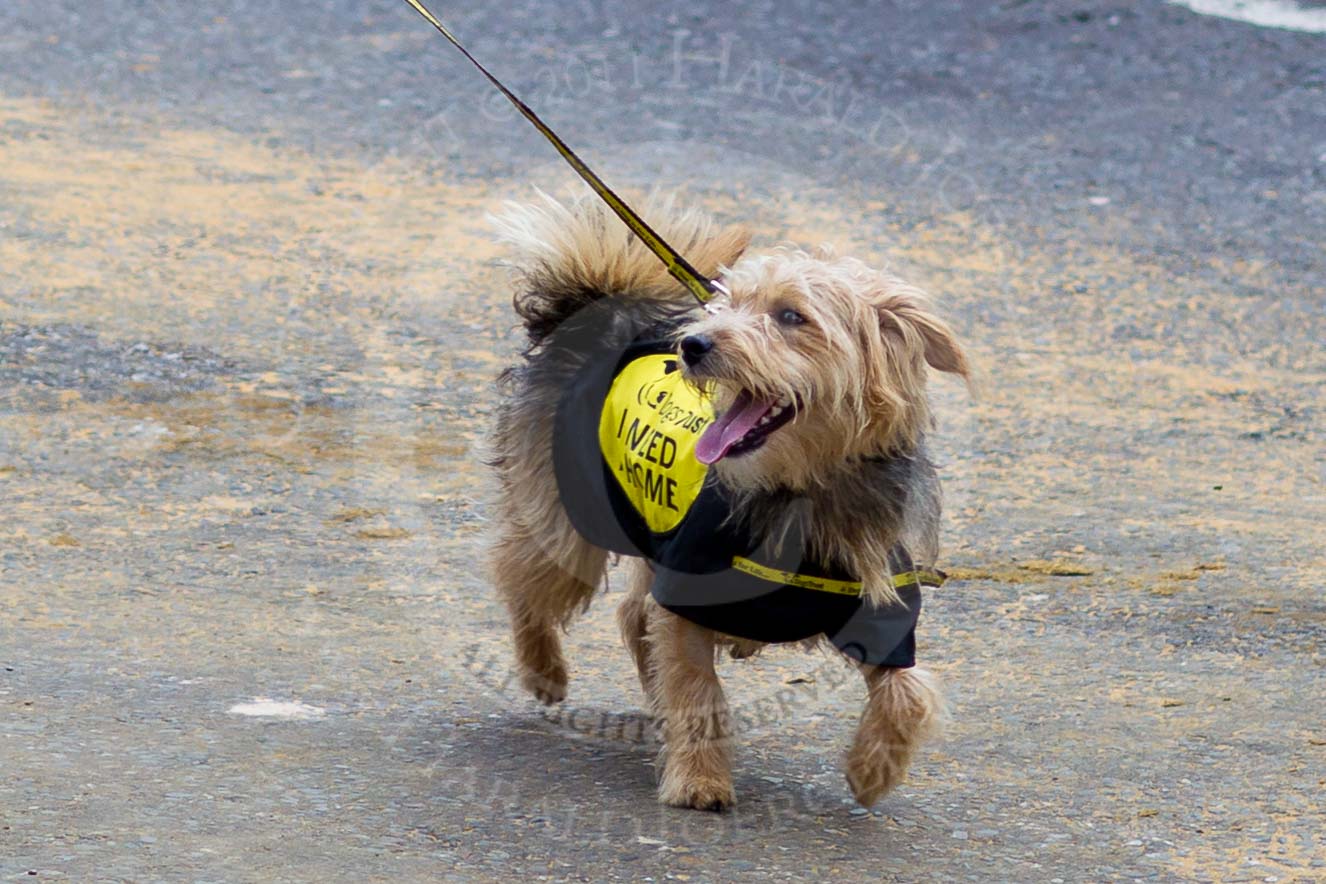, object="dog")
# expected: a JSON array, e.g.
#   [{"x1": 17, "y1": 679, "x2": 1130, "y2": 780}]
[{"x1": 487, "y1": 192, "x2": 969, "y2": 811}]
